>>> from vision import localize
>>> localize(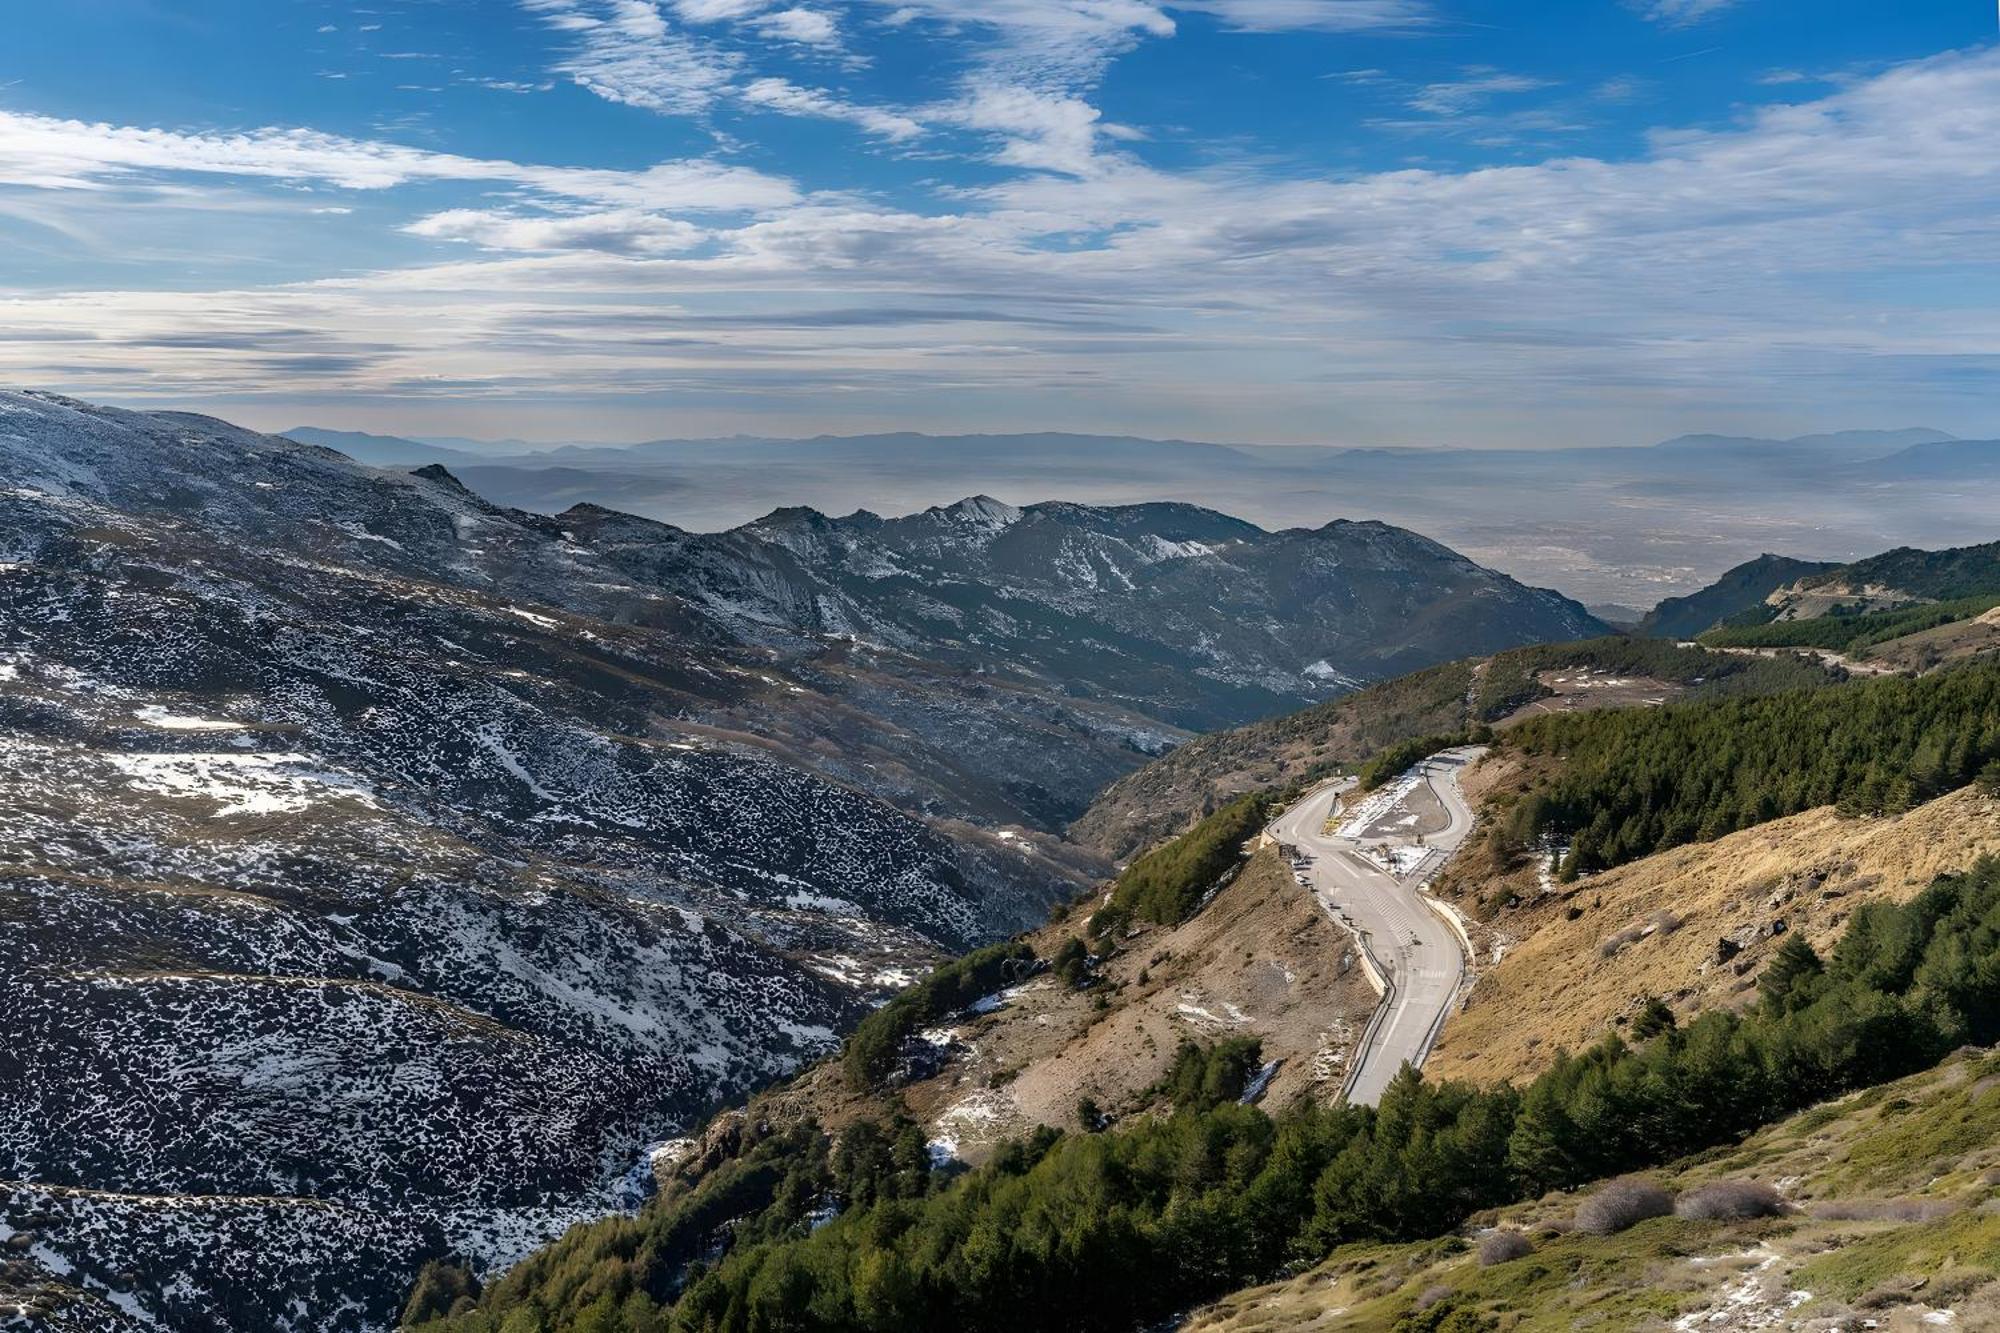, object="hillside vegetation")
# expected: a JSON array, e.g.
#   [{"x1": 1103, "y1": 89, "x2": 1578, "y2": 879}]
[
  {"x1": 1185, "y1": 1047, "x2": 2000, "y2": 1331},
  {"x1": 407, "y1": 854, "x2": 2000, "y2": 1333},
  {"x1": 1792, "y1": 538, "x2": 2000, "y2": 604},
  {"x1": 1075, "y1": 638, "x2": 1836, "y2": 860},
  {"x1": 1701, "y1": 593, "x2": 2000, "y2": 653},
  {"x1": 1088, "y1": 791, "x2": 1278, "y2": 938},
  {"x1": 1500, "y1": 660, "x2": 2000, "y2": 878}
]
